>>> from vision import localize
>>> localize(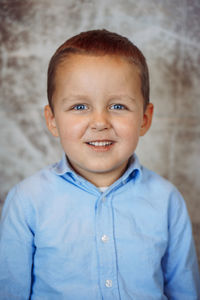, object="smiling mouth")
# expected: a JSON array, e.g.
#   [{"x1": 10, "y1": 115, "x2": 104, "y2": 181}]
[
  {"x1": 87, "y1": 141, "x2": 113, "y2": 147},
  {"x1": 86, "y1": 140, "x2": 114, "y2": 151}
]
